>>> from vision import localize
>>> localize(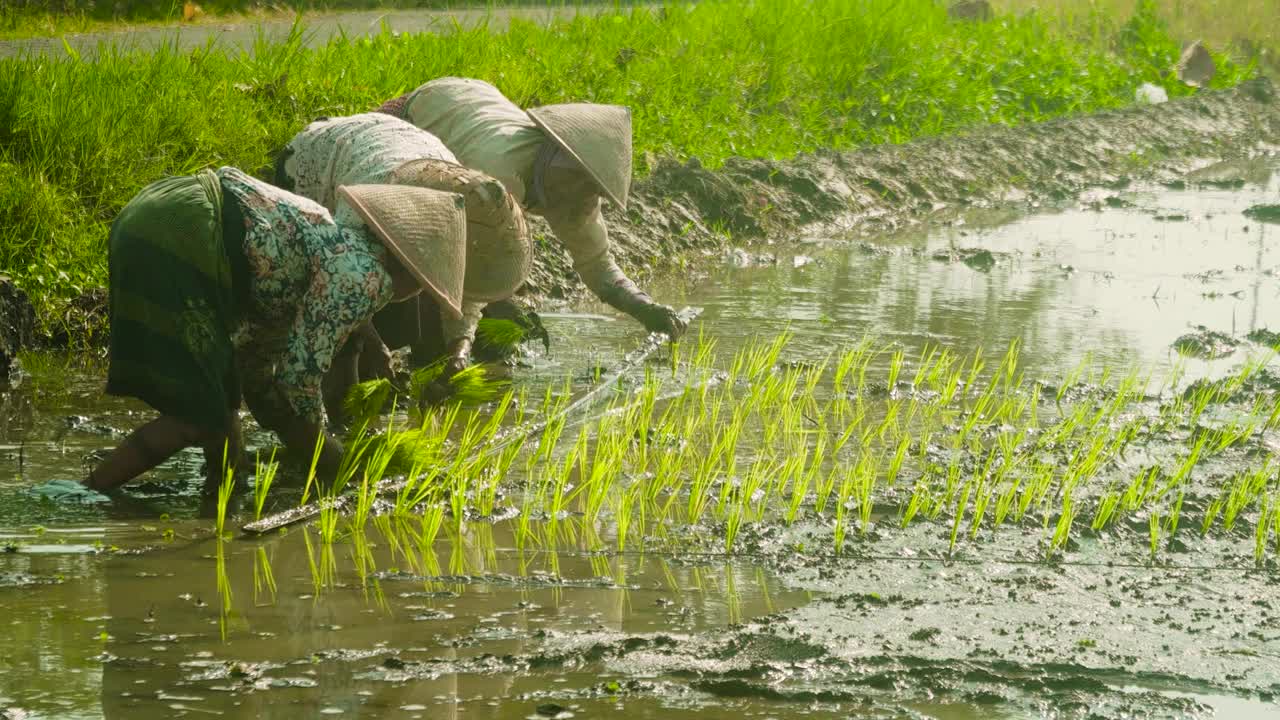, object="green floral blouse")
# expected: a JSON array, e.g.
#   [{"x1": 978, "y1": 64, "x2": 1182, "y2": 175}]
[{"x1": 217, "y1": 167, "x2": 394, "y2": 426}]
